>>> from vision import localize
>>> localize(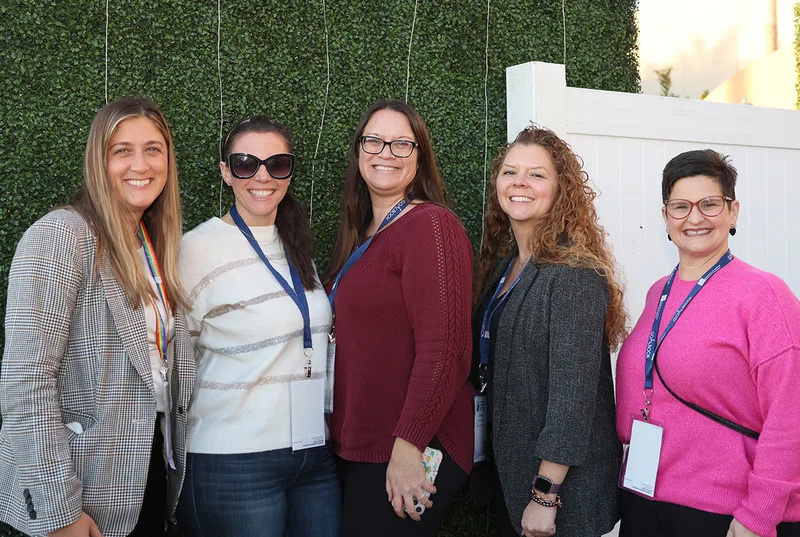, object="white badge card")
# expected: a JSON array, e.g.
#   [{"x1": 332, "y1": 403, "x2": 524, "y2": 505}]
[
  {"x1": 473, "y1": 394, "x2": 488, "y2": 463},
  {"x1": 324, "y1": 339, "x2": 335, "y2": 414},
  {"x1": 619, "y1": 417, "x2": 663, "y2": 498},
  {"x1": 290, "y1": 377, "x2": 326, "y2": 451}
]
